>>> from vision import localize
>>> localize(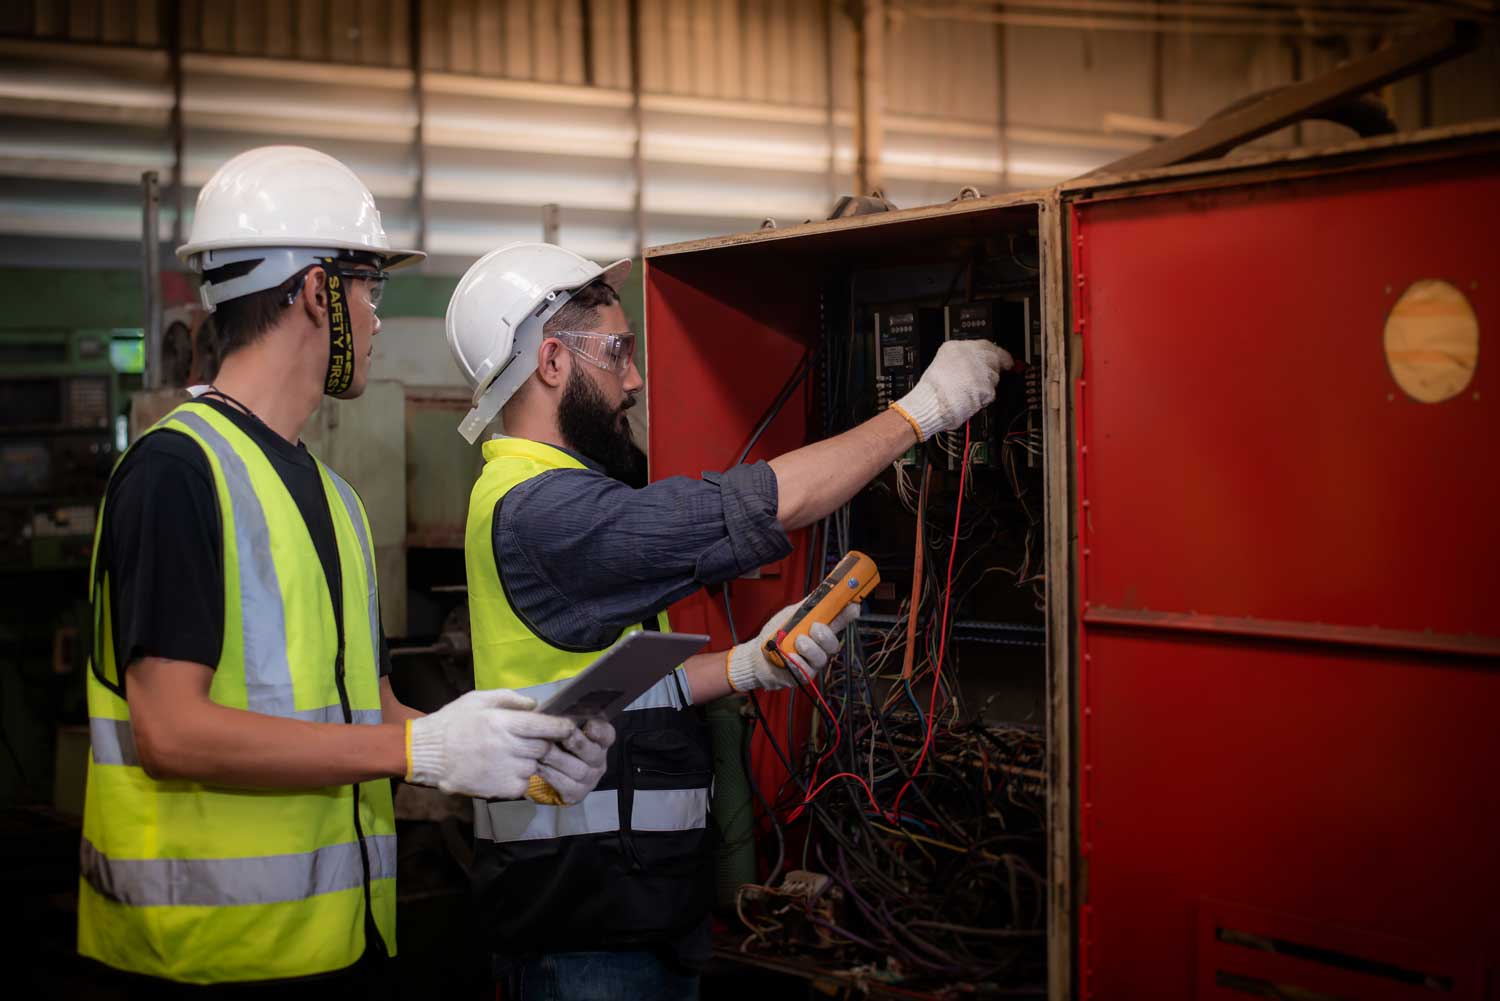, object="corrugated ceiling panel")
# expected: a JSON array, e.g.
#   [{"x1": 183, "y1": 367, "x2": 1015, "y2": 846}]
[{"x1": 7, "y1": 7, "x2": 1490, "y2": 275}]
